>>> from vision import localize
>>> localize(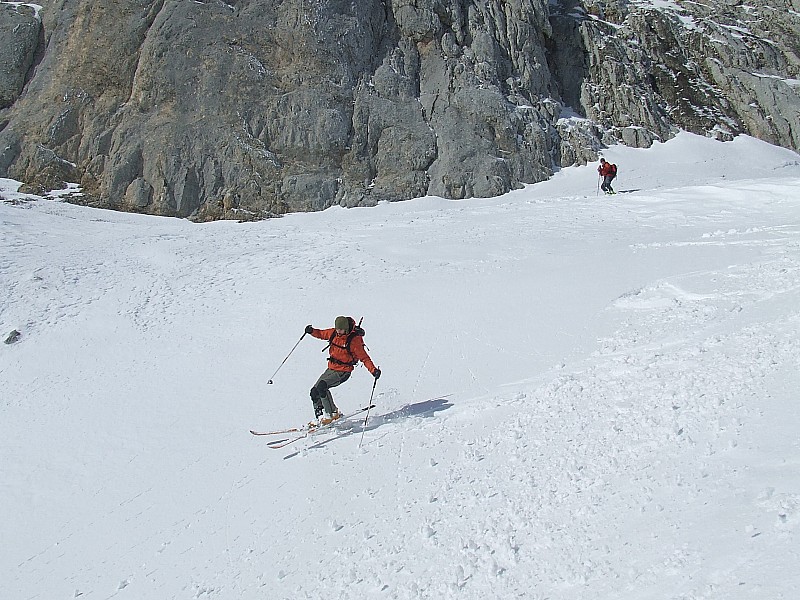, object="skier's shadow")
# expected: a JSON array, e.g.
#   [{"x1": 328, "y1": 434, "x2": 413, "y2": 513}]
[
  {"x1": 287, "y1": 396, "x2": 454, "y2": 456},
  {"x1": 369, "y1": 395, "x2": 453, "y2": 426}
]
